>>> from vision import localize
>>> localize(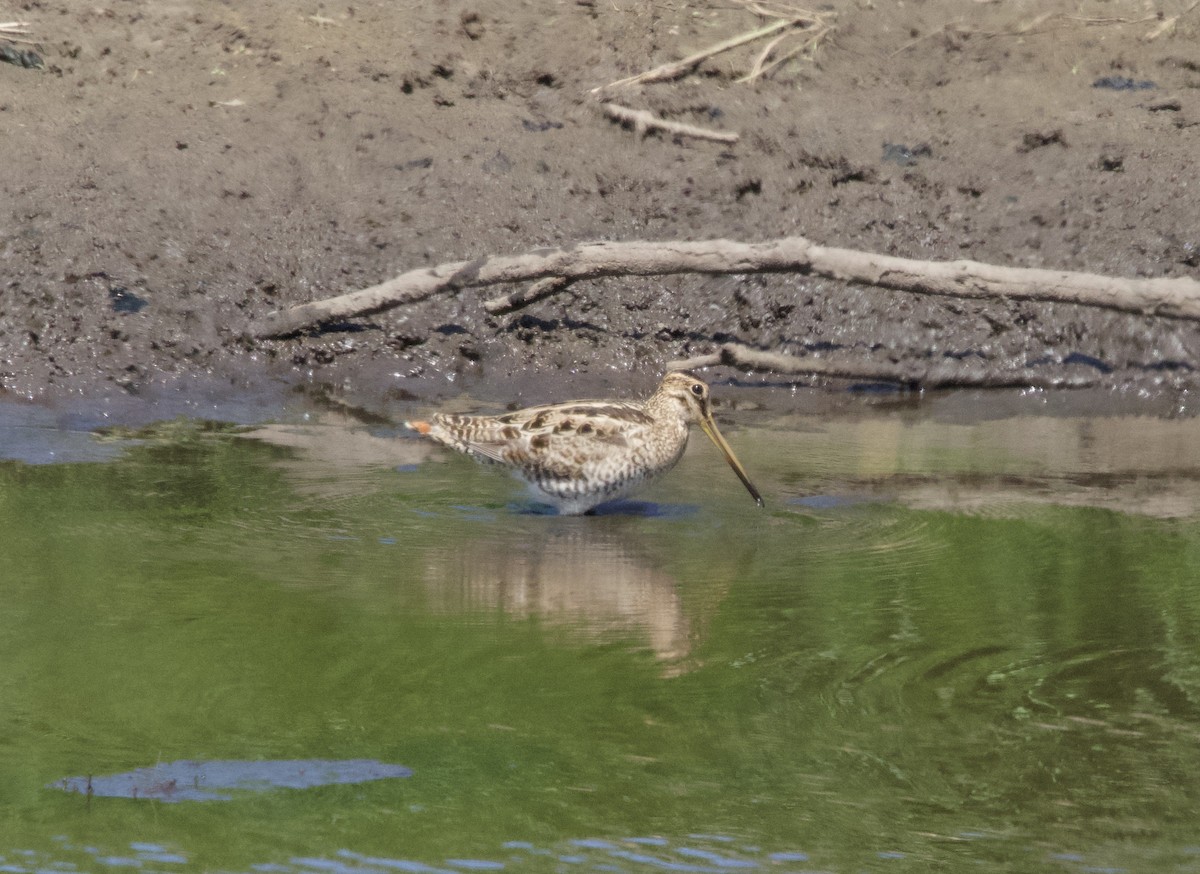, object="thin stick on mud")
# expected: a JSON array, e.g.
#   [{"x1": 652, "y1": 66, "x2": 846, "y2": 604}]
[
  {"x1": 0, "y1": 21, "x2": 33, "y2": 42},
  {"x1": 739, "y1": 31, "x2": 792, "y2": 83},
  {"x1": 250, "y1": 236, "x2": 1200, "y2": 339},
  {"x1": 668, "y1": 343, "x2": 1096, "y2": 390},
  {"x1": 594, "y1": 16, "x2": 815, "y2": 91},
  {"x1": 601, "y1": 103, "x2": 739, "y2": 144}
]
